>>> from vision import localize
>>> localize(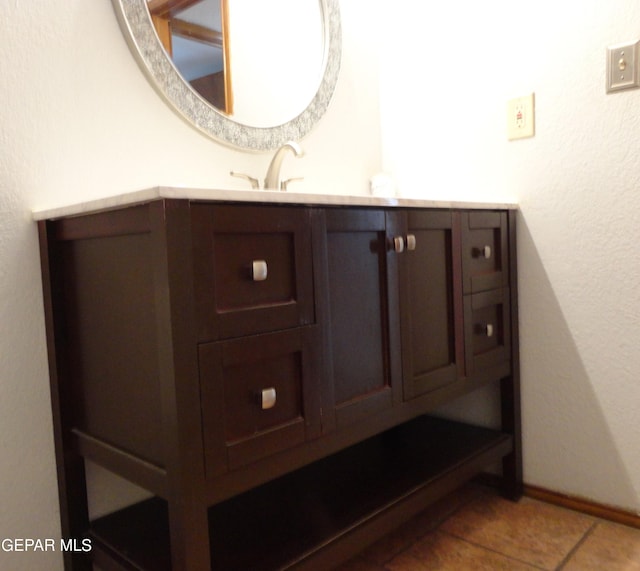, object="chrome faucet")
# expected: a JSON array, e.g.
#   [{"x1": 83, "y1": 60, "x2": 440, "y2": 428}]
[
  {"x1": 264, "y1": 141, "x2": 303, "y2": 190},
  {"x1": 230, "y1": 141, "x2": 304, "y2": 191}
]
